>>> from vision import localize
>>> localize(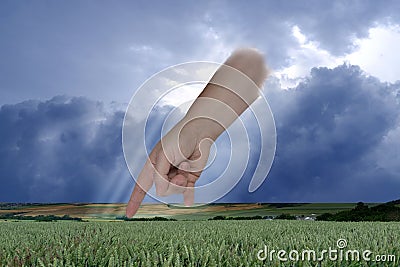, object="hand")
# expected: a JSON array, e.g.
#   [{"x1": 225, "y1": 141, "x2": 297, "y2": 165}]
[
  {"x1": 126, "y1": 48, "x2": 268, "y2": 217},
  {"x1": 126, "y1": 118, "x2": 214, "y2": 217}
]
